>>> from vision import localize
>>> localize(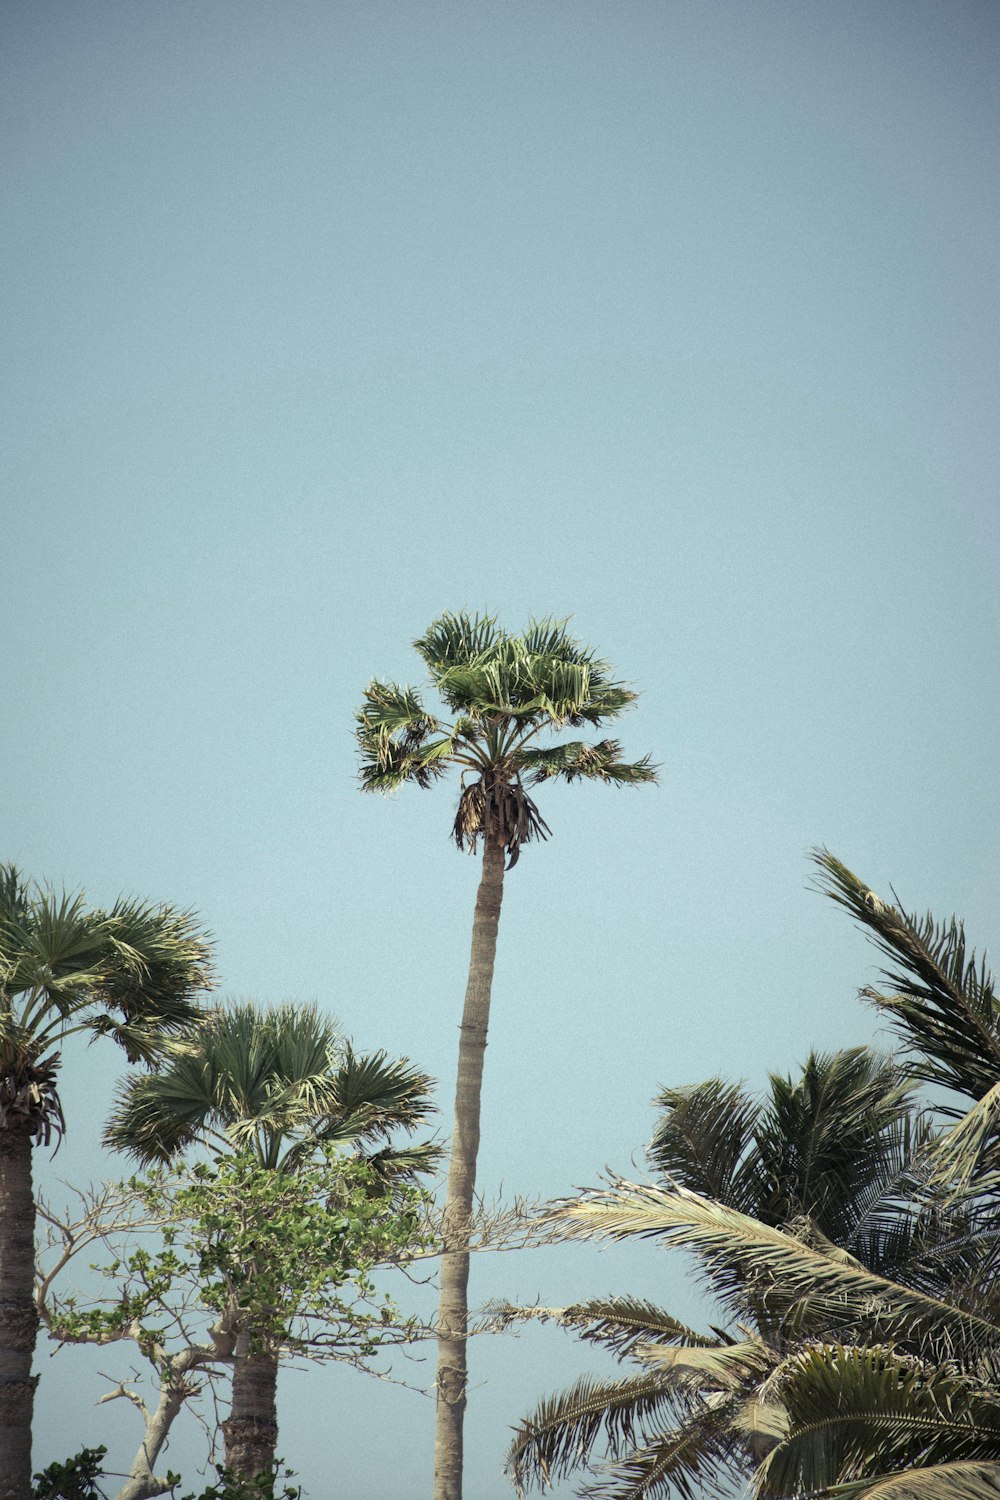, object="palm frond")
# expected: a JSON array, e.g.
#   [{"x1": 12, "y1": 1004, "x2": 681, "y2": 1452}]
[
  {"x1": 841, "y1": 1461, "x2": 1000, "y2": 1498},
  {"x1": 355, "y1": 680, "x2": 445, "y2": 791},
  {"x1": 499, "y1": 1298, "x2": 718, "y2": 1361},
  {"x1": 755, "y1": 1049, "x2": 918, "y2": 1246},
  {"x1": 576, "y1": 1419, "x2": 738, "y2": 1500},
  {"x1": 648, "y1": 1079, "x2": 764, "y2": 1213},
  {"x1": 452, "y1": 772, "x2": 551, "y2": 867},
  {"x1": 553, "y1": 1180, "x2": 1000, "y2": 1362},
  {"x1": 519, "y1": 741, "x2": 658, "y2": 786},
  {"x1": 412, "y1": 612, "x2": 499, "y2": 675},
  {"x1": 925, "y1": 1083, "x2": 1000, "y2": 1201},
  {"x1": 756, "y1": 1344, "x2": 1000, "y2": 1497},
  {"x1": 505, "y1": 1371, "x2": 677, "y2": 1495},
  {"x1": 812, "y1": 851, "x2": 1000, "y2": 1102}
]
